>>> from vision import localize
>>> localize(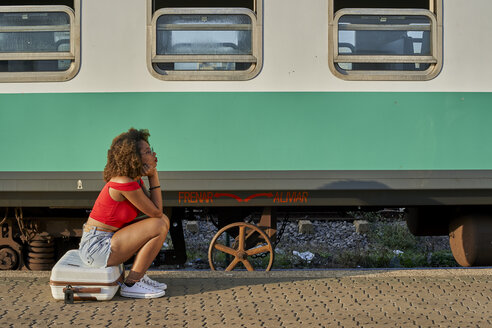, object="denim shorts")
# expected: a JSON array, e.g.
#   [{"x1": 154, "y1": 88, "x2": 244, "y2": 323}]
[{"x1": 79, "y1": 225, "x2": 114, "y2": 268}]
